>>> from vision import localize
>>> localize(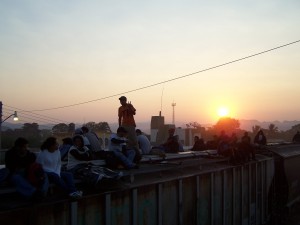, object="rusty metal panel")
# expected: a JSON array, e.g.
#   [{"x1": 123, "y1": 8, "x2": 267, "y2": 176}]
[
  {"x1": 212, "y1": 171, "x2": 223, "y2": 225},
  {"x1": 0, "y1": 156, "x2": 275, "y2": 225},
  {"x1": 198, "y1": 173, "x2": 211, "y2": 225},
  {"x1": 224, "y1": 169, "x2": 233, "y2": 225},
  {"x1": 137, "y1": 184, "x2": 158, "y2": 225},
  {"x1": 161, "y1": 180, "x2": 178, "y2": 225},
  {"x1": 0, "y1": 208, "x2": 37, "y2": 225},
  {"x1": 110, "y1": 190, "x2": 132, "y2": 225},
  {"x1": 35, "y1": 201, "x2": 70, "y2": 225},
  {"x1": 182, "y1": 176, "x2": 197, "y2": 225},
  {"x1": 257, "y1": 161, "x2": 263, "y2": 224},
  {"x1": 242, "y1": 165, "x2": 249, "y2": 225},
  {"x1": 77, "y1": 195, "x2": 105, "y2": 225},
  {"x1": 233, "y1": 166, "x2": 242, "y2": 225}
]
